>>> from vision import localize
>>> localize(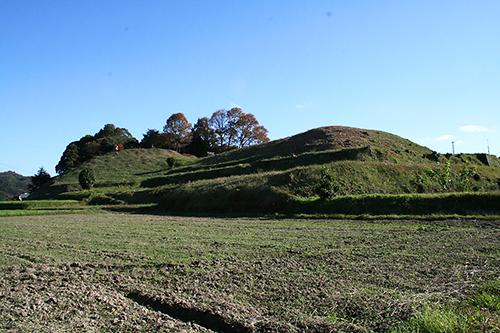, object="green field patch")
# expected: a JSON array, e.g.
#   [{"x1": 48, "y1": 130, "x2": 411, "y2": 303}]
[
  {"x1": 0, "y1": 200, "x2": 82, "y2": 210},
  {"x1": 0, "y1": 209, "x2": 88, "y2": 217}
]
